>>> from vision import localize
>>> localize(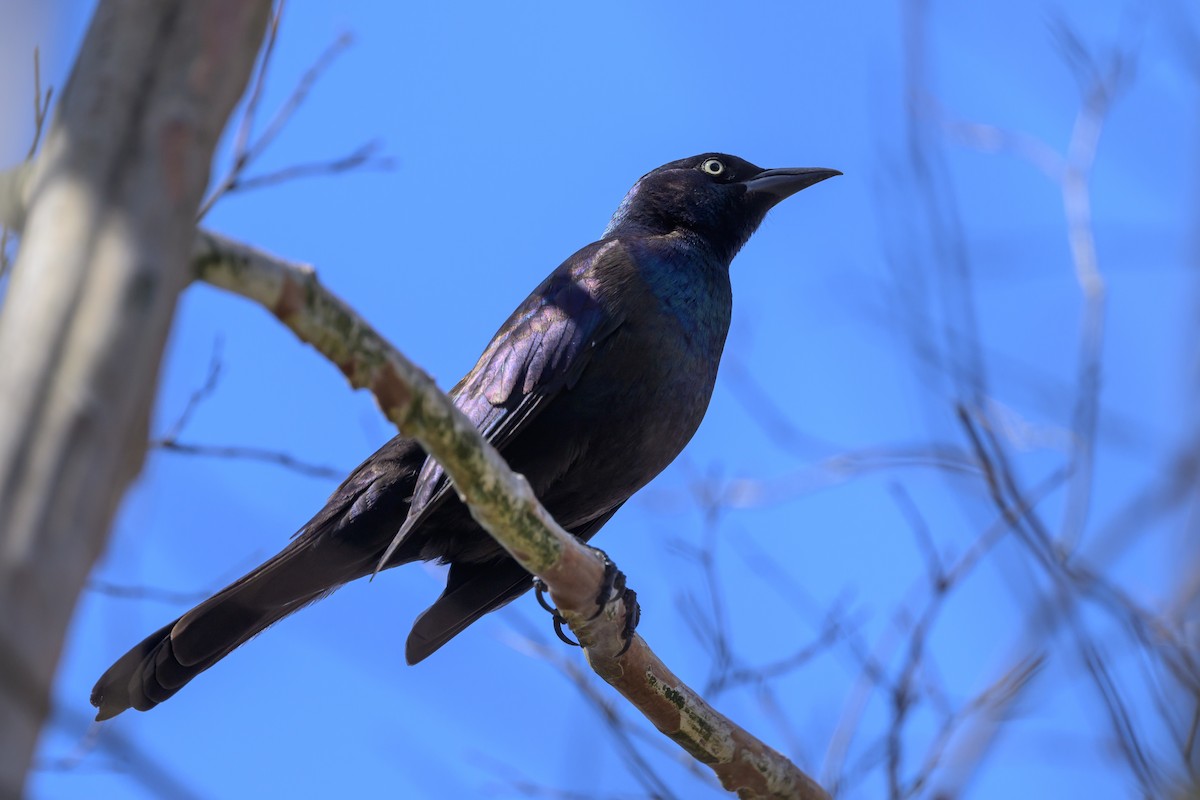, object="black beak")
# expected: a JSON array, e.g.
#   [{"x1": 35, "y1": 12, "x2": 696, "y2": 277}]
[{"x1": 743, "y1": 167, "x2": 842, "y2": 202}]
